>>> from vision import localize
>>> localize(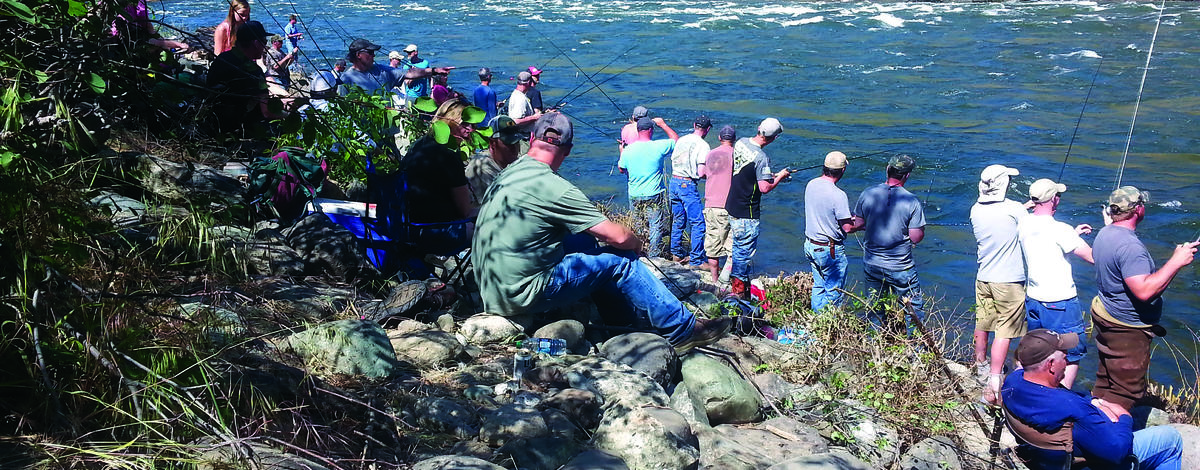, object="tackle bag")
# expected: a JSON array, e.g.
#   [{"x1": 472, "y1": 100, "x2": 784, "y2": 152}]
[{"x1": 246, "y1": 147, "x2": 327, "y2": 223}]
